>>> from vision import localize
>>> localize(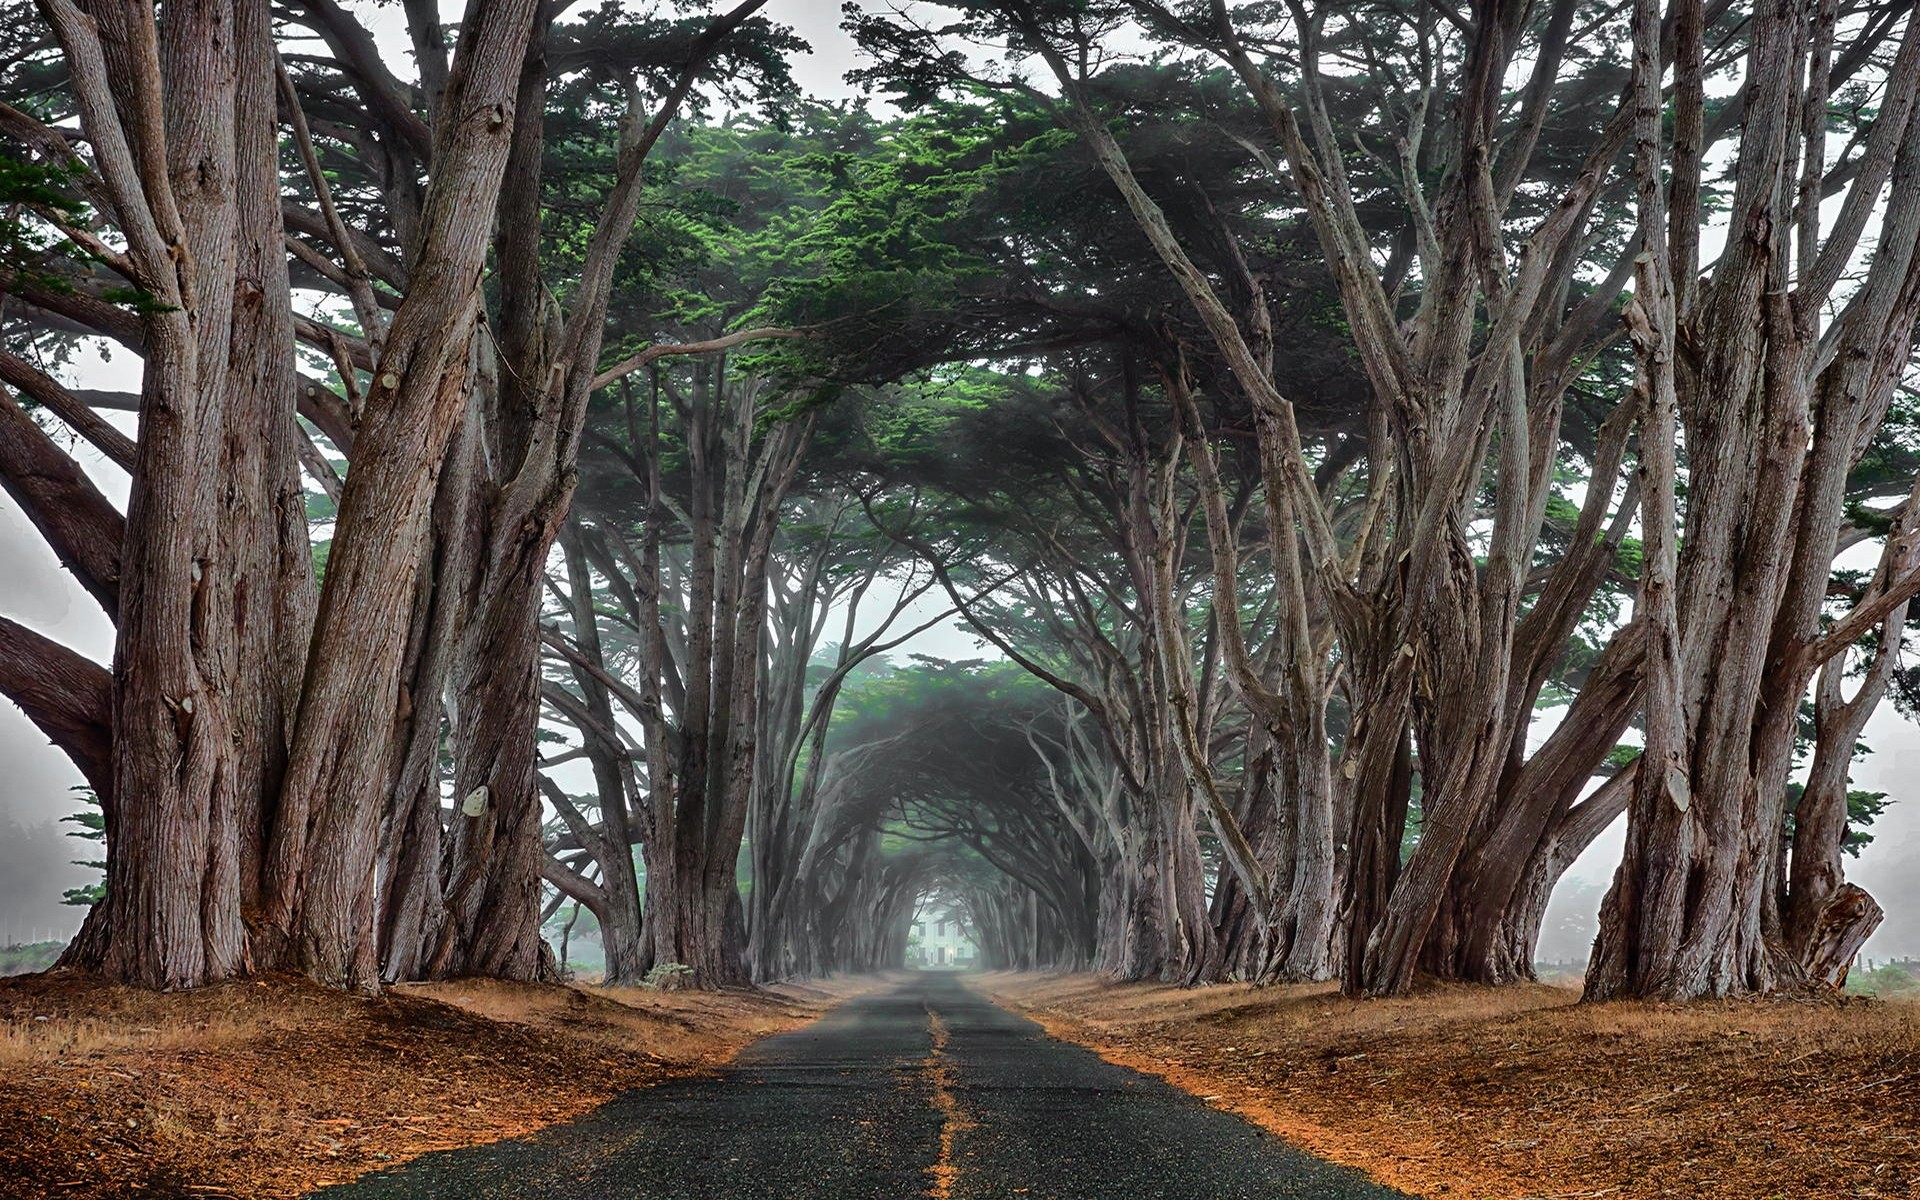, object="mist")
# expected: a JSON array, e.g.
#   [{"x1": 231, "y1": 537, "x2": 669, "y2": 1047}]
[{"x1": 0, "y1": 816, "x2": 94, "y2": 946}]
